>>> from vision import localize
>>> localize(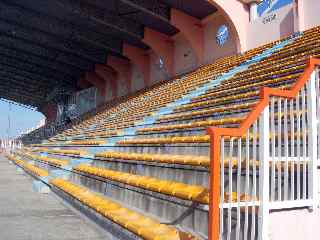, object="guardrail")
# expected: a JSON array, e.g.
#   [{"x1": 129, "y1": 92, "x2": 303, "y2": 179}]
[{"x1": 207, "y1": 57, "x2": 320, "y2": 240}]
